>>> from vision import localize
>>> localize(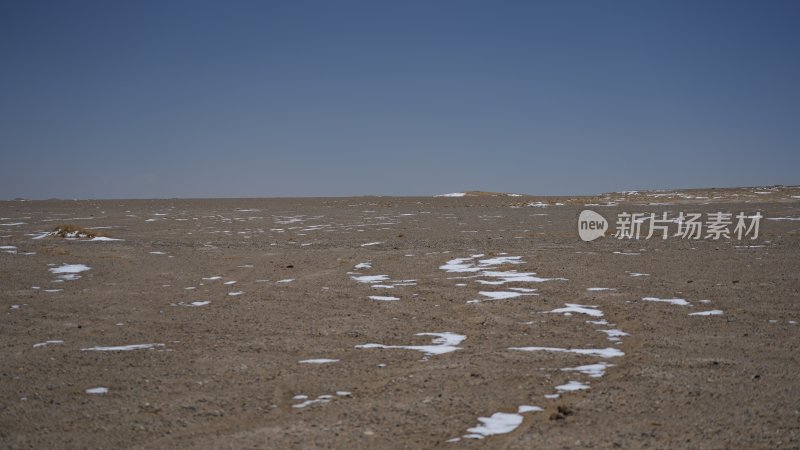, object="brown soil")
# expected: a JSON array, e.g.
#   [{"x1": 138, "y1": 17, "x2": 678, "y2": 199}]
[{"x1": 1, "y1": 187, "x2": 799, "y2": 449}]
